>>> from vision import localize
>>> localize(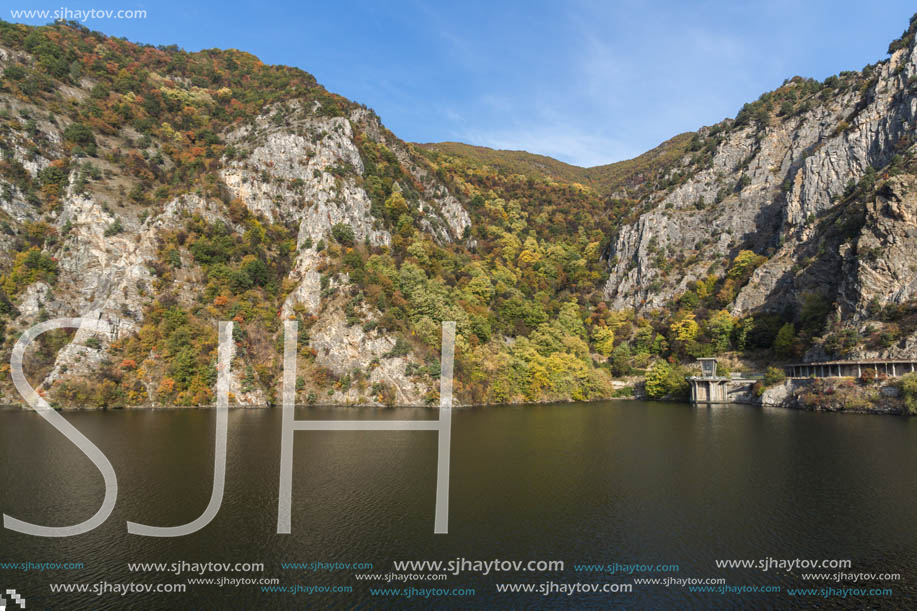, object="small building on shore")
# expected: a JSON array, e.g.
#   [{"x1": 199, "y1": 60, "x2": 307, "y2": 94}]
[{"x1": 689, "y1": 358, "x2": 758, "y2": 404}]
